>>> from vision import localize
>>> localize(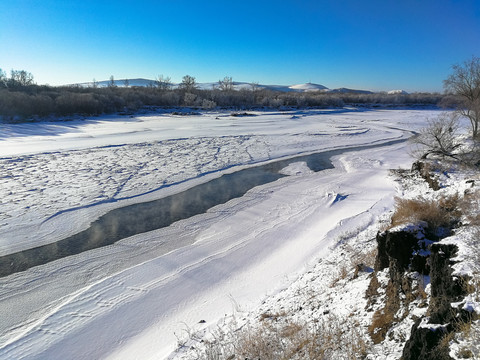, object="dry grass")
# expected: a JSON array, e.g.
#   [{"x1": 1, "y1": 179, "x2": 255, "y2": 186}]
[
  {"x1": 354, "y1": 247, "x2": 378, "y2": 269},
  {"x1": 330, "y1": 264, "x2": 350, "y2": 287},
  {"x1": 259, "y1": 310, "x2": 287, "y2": 322},
  {"x1": 416, "y1": 280, "x2": 428, "y2": 301},
  {"x1": 330, "y1": 245, "x2": 378, "y2": 286},
  {"x1": 191, "y1": 315, "x2": 369, "y2": 360},
  {"x1": 368, "y1": 308, "x2": 396, "y2": 344},
  {"x1": 390, "y1": 195, "x2": 461, "y2": 232},
  {"x1": 430, "y1": 331, "x2": 456, "y2": 360},
  {"x1": 457, "y1": 347, "x2": 474, "y2": 358},
  {"x1": 330, "y1": 247, "x2": 378, "y2": 286},
  {"x1": 365, "y1": 272, "x2": 380, "y2": 301},
  {"x1": 456, "y1": 320, "x2": 480, "y2": 358}
]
